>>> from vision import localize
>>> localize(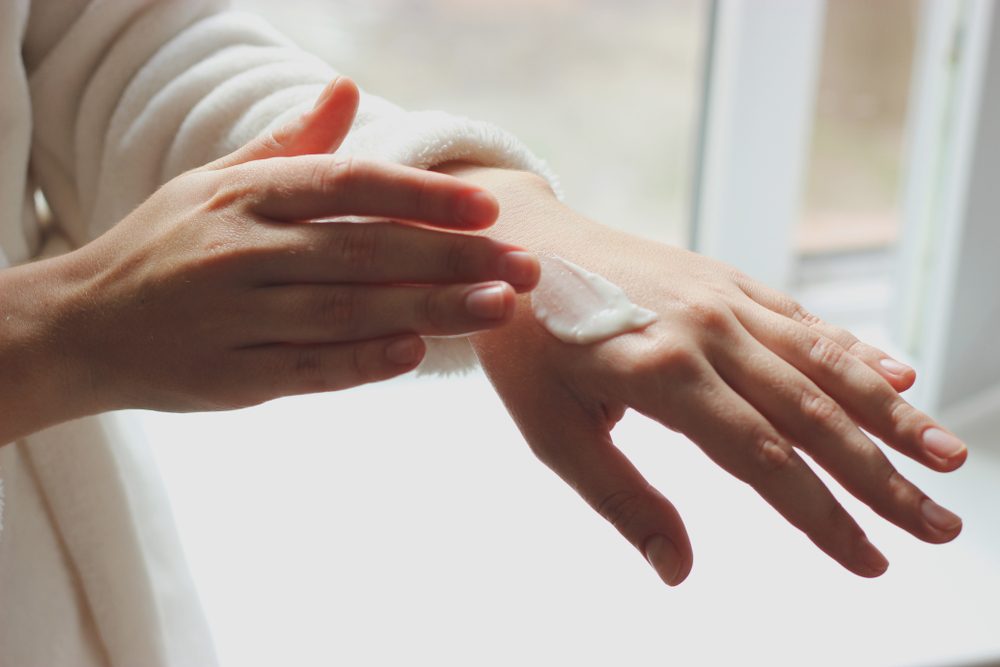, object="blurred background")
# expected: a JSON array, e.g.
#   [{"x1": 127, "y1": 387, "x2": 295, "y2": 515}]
[{"x1": 138, "y1": 1, "x2": 1000, "y2": 665}]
